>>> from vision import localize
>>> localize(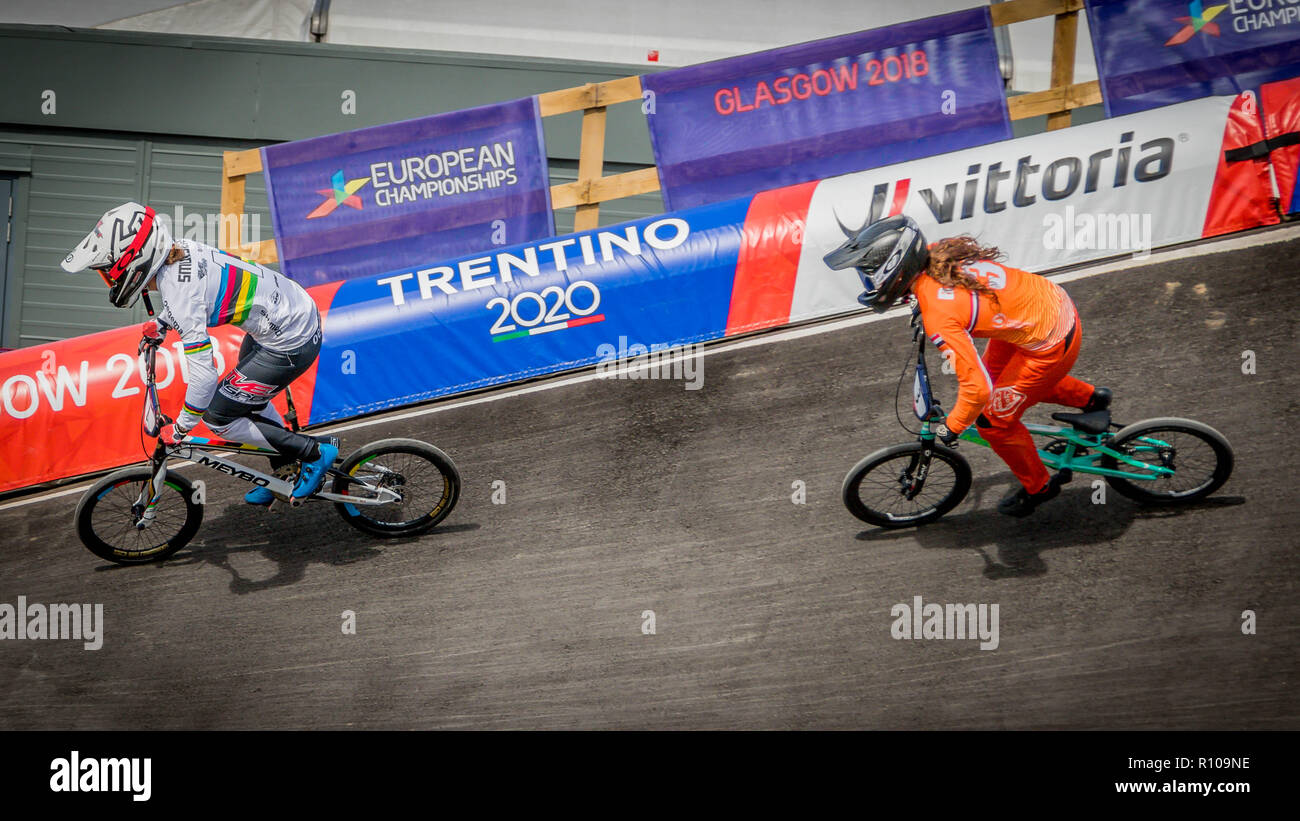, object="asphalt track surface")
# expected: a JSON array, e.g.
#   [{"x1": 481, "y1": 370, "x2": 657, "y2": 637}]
[{"x1": 1, "y1": 229, "x2": 1297, "y2": 730}]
